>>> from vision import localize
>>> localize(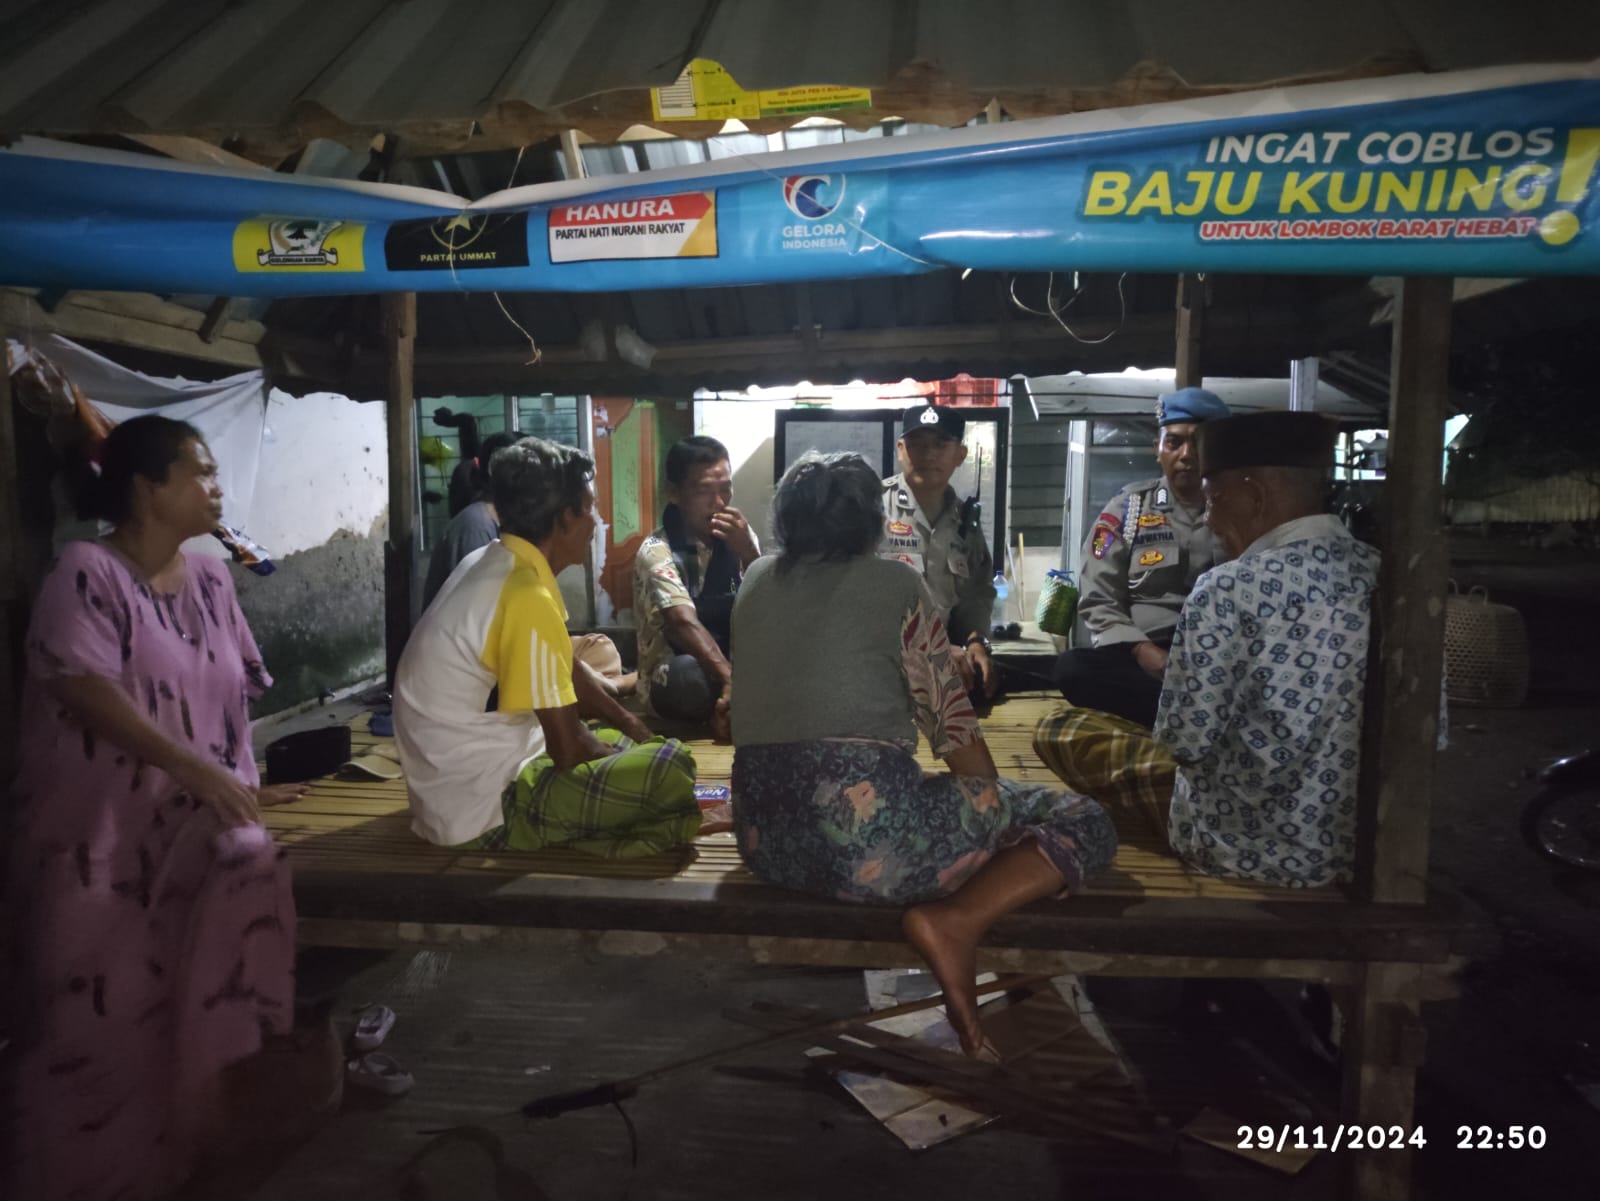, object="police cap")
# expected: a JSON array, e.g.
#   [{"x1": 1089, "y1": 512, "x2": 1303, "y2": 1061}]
[{"x1": 900, "y1": 403, "x2": 965, "y2": 441}]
